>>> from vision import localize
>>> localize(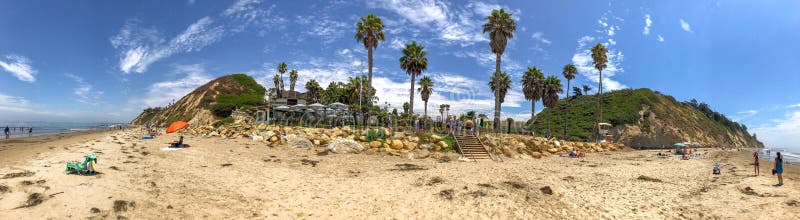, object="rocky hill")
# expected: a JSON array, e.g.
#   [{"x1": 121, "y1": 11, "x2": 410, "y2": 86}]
[
  {"x1": 533, "y1": 88, "x2": 762, "y2": 148},
  {"x1": 131, "y1": 73, "x2": 265, "y2": 126}
]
